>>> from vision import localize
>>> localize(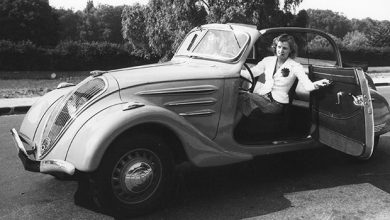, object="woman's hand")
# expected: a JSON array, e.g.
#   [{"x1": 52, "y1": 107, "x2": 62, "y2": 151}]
[{"x1": 314, "y1": 79, "x2": 331, "y2": 89}]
